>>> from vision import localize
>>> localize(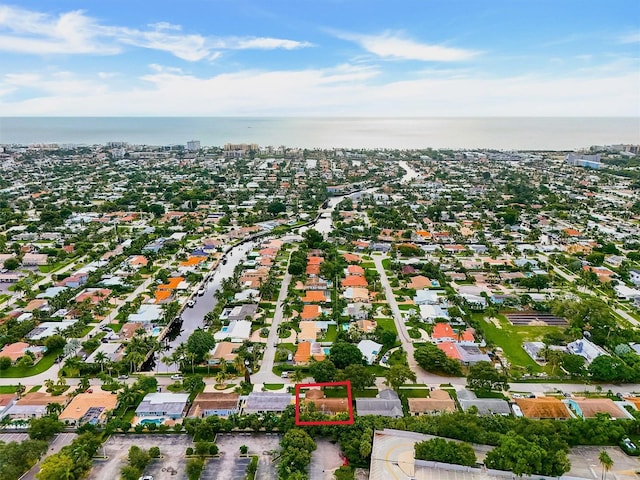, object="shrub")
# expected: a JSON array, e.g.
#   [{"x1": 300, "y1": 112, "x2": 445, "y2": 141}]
[
  {"x1": 148, "y1": 446, "x2": 160, "y2": 458},
  {"x1": 186, "y1": 447, "x2": 194, "y2": 456},
  {"x1": 209, "y1": 444, "x2": 218, "y2": 455},
  {"x1": 240, "y1": 444, "x2": 248, "y2": 455}
]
